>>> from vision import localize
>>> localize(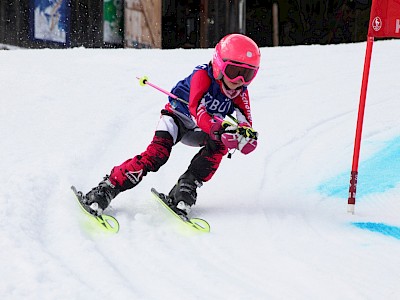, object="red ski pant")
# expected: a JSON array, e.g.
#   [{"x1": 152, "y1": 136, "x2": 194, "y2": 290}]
[{"x1": 108, "y1": 129, "x2": 228, "y2": 192}]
